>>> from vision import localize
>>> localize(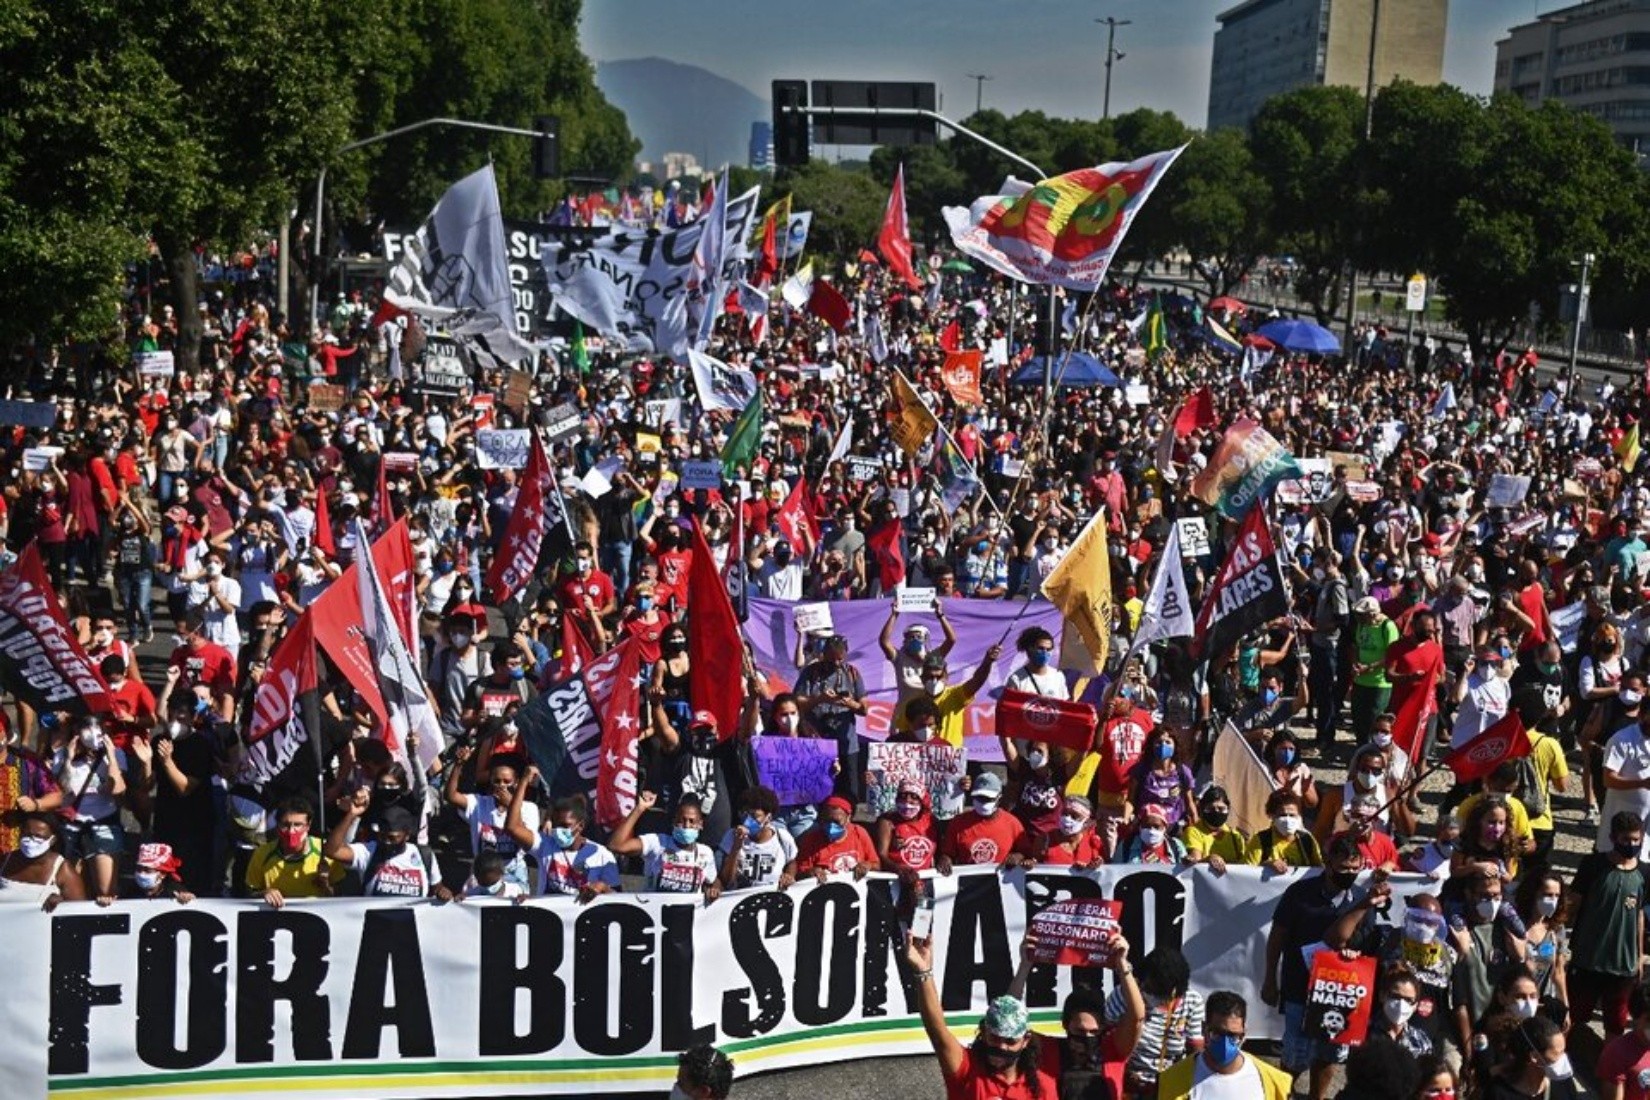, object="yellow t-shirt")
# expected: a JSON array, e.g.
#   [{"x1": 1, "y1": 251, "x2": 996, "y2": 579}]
[
  {"x1": 244, "y1": 837, "x2": 345, "y2": 897},
  {"x1": 1184, "y1": 821, "x2": 1248, "y2": 863},
  {"x1": 895, "y1": 684, "x2": 976, "y2": 746},
  {"x1": 1522, "y1": 731, "x2": 1569, "y2": 833},
  {"x1": 1243, "y1": 829, "x2": 1322, "y2": 867},
  {"x1": 1454, "y1": 791, "x2": 1532, "y2": 840}
]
